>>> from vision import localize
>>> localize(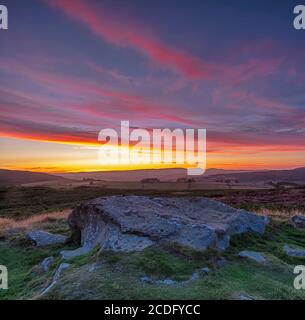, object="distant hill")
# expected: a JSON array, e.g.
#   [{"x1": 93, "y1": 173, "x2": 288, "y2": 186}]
[
  {"x1": 57, "y1": 168, "x2": 251, "y2": 182},
  {"x1": 204, "y1": 168, "x2": 251, "y2": 176},
  {"x1": 58, "y1": 168, "x2": 188, "y2": 182},
  {"x1": 0, "y1": 169, "x2": 68, "y2": 186},
  {"x1": 205, "y1": 167, "x2": 305, "y2": 183},
  {"x1": 1, "y1": 167, "x2": 304, "y2": 186}
]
